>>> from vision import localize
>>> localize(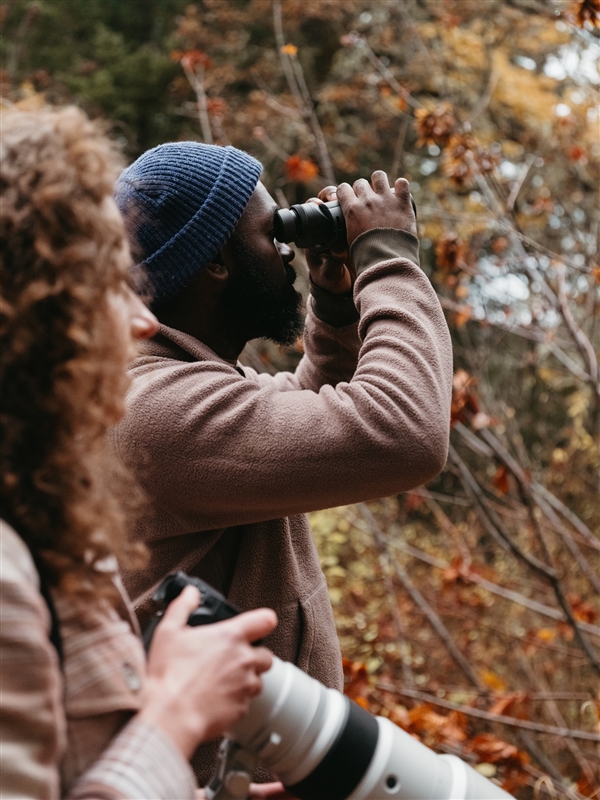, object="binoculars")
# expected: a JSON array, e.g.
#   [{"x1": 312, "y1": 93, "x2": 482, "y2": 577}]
[{"x1": 274, "y1": 190, "x2": 417, "y2": 251}]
